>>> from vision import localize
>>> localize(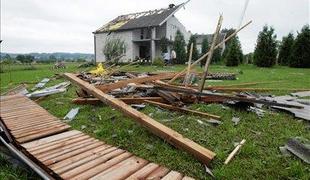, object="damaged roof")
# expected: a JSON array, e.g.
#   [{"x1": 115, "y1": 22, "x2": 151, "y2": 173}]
[{"x1": 94, "y1": 2, "x2": 187, "y2": 33}]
